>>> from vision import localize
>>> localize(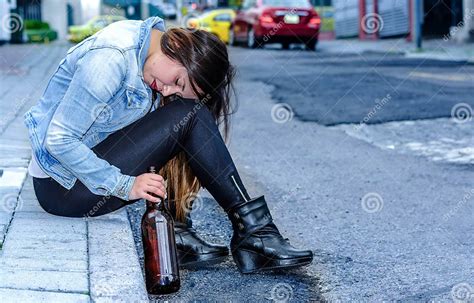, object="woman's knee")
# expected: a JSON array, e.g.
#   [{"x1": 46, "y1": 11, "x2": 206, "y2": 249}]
[{"x1": 161, "y1": 97, "x2": 215, "y2": 137}]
